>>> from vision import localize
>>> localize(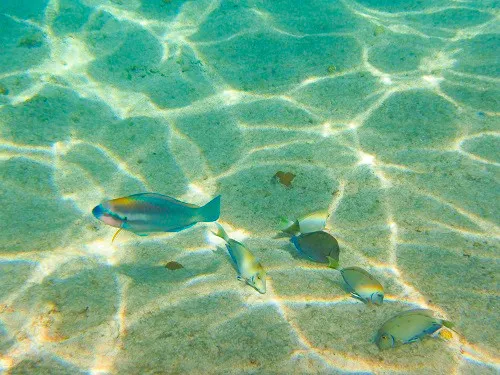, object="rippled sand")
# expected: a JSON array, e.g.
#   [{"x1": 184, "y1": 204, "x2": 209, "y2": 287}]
[{"x1": 0, "y1": 0, "x2": 499, "y2": 374}]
